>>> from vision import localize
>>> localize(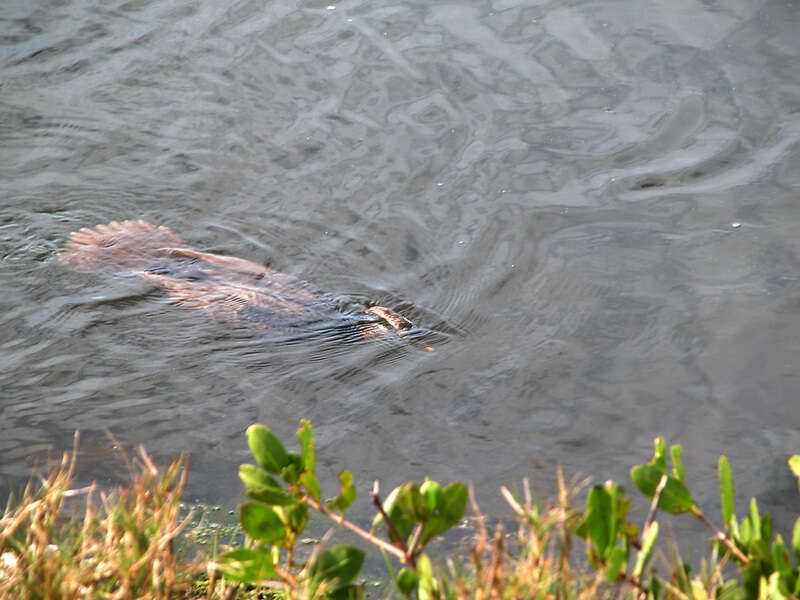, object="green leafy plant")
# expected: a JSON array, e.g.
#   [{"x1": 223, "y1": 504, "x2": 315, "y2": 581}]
[
  {"x1": 564, "y1": 437, "x2": 800, "y2": 599},
  {"x1": 210, "y1": 420, "x2": 467, "y2": 600}
]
